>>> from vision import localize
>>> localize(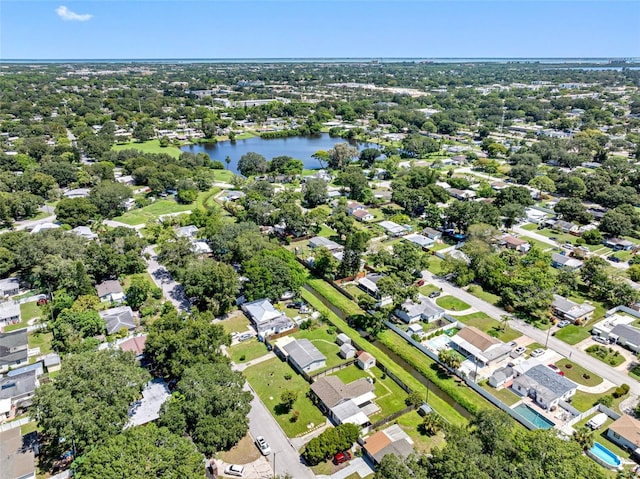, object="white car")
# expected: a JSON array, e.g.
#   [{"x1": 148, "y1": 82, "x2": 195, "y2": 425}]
[
  {"x1": 530, "y1": 348, "x2": 545, "y2": 358},
  {"x1": 224, "y1": 464, "x2": 244, "y2": 477},
  {"x1": 255, "y1": 435, "x2": 271, "y2": 455}
]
